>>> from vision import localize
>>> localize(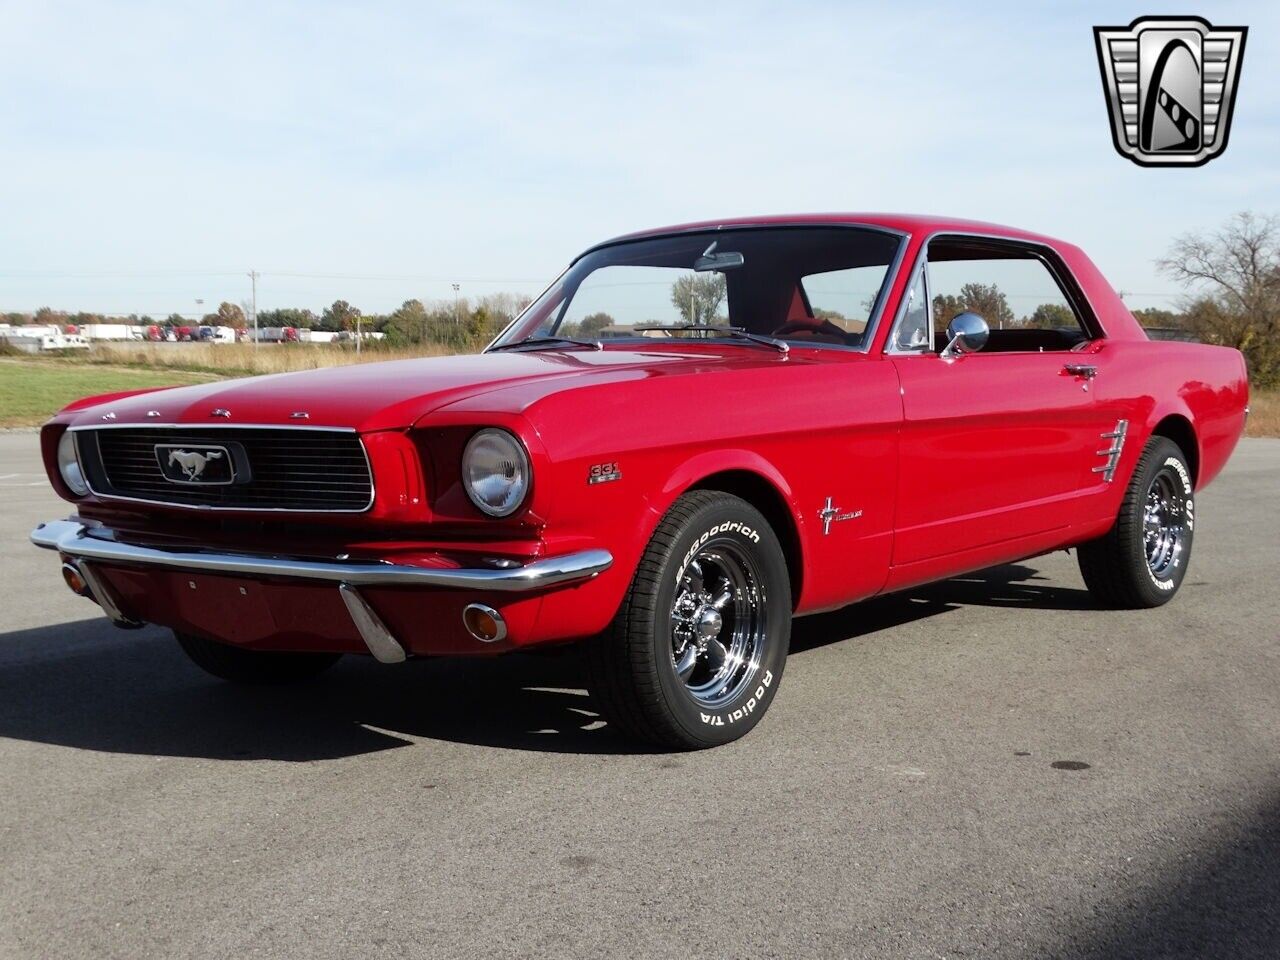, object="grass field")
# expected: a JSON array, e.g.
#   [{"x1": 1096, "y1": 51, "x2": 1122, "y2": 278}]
[
  {"x1": 62, "y1": 341, "x2": 455, "y2": 377},
  {"x1": 0, "y1": 359, "x2": 214, "y2": 427},
  {"x1": 2, "y1": 348, "x2": 1278, "y2": 437},
  {"x1": 1246, "y1": 388, "x2": 1279, "y2": 438}
]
